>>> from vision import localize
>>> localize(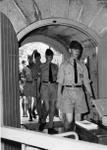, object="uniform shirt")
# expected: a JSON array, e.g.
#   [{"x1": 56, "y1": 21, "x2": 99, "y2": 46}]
[
  {"x1": 40, "y1": 62, "x2": 58, "y2": 82},
  {"x1": 57, "y1": 57, "x2": 90, "y2": 90},
  {"x1": 30, "y1": 63, "x2": 41, "y2": 80},
  {"x1": 22, "y1": 66, "x2": 33, "y2": 81}
]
